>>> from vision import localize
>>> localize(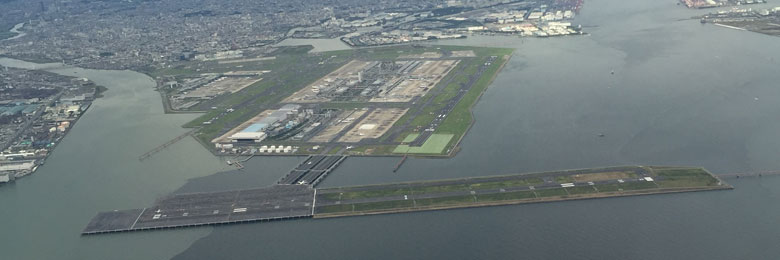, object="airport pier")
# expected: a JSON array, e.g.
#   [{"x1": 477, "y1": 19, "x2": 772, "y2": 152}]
[
  {"x1": 82, "y1": 185, "x2": 315, "y2": 235},
  {"x1": 83, "y1": 165, "x2": 731, "y2": 235},
  {"x1": 278, "y1": 155, "x2": 346, "y2": 186},
  {"x1": 84, "y1": 155, "x2": 346, "y2": 235}
]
